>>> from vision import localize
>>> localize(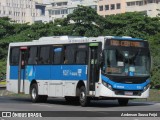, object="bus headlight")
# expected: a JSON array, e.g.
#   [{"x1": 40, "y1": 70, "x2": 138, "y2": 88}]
[
  {"x1": 143, "y1": 84, "x2": 150, "y2": 91},
  {"x1": 102, "y1": 81, "x2": 113, "y2": 90}
]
